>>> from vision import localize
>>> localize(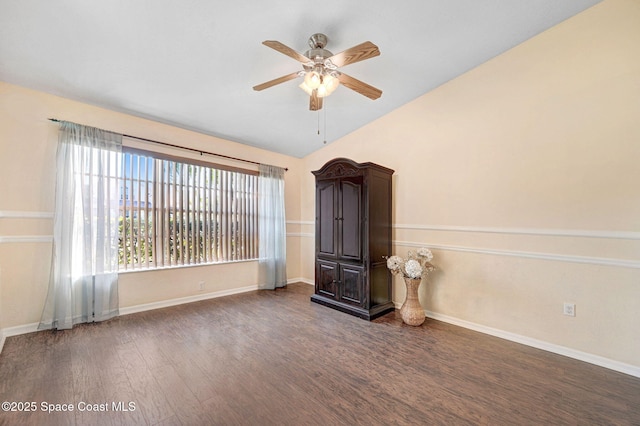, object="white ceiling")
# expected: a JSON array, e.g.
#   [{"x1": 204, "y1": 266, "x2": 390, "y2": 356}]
[{"x1": 0, "y1": 0, "x2": 601, "y2": 158}]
